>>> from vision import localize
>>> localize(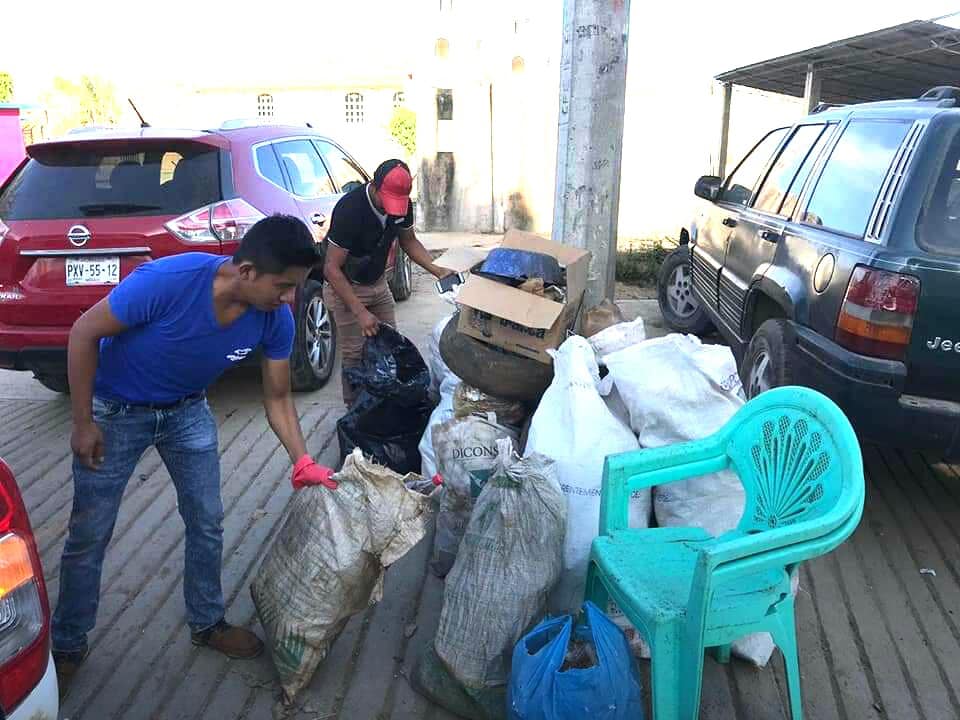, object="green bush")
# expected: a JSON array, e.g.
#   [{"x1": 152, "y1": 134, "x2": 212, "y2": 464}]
[
  {"x1": 390, "y1": 108, "x2": 416, "y2": 157},
  {"x1": 615, "y1": 238, "x2": 674, "y2": 286},
  {"x1": 0, "y1": 73, "x2": 12, "y2": 103}
]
